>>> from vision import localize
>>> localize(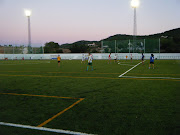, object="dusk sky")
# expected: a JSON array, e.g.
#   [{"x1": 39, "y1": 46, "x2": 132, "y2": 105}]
[{"x1": 0, "y1": 0, "x2": 180, "y2": 47}]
